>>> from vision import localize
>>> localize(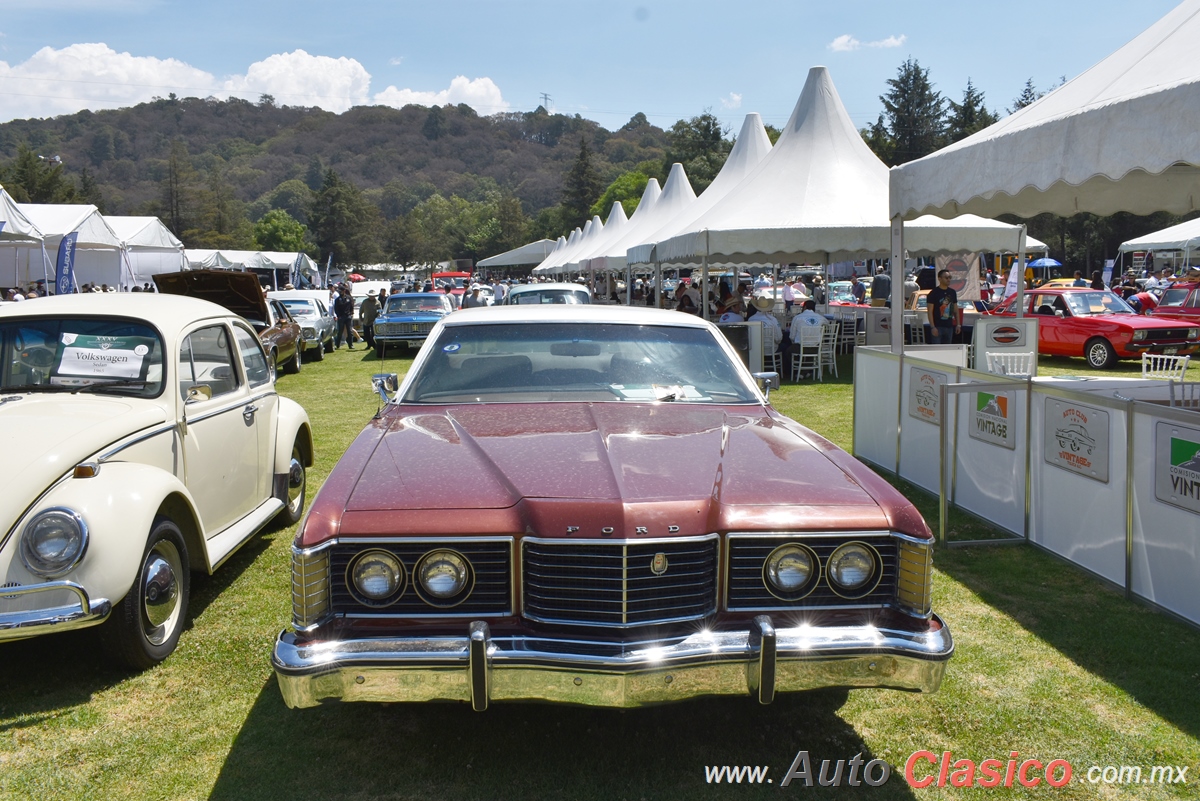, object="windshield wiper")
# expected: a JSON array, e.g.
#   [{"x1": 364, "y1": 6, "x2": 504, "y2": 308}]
[
  {"x1": 75, "y1": 378, "x2": 149, "y2": 394},
  {"x1": 11, "y1": 383, "x2": 74, "y2": 393}
]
